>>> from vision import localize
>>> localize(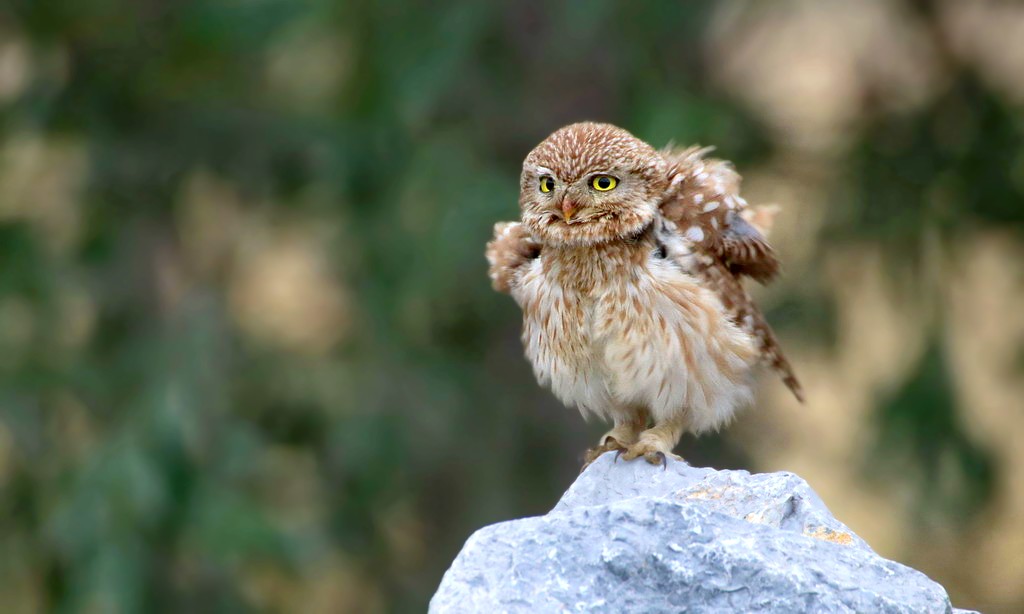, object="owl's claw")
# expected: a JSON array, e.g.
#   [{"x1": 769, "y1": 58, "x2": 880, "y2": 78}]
[
  {"x1": 581, "y1": 437, "x2": 629, "y2": 472},
  {"x1": 650, "y1": 451, "x2": 668, "y2": 470},
  {"x1": 632, "y1": 450, "x2": 668, "y2": 470}
]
